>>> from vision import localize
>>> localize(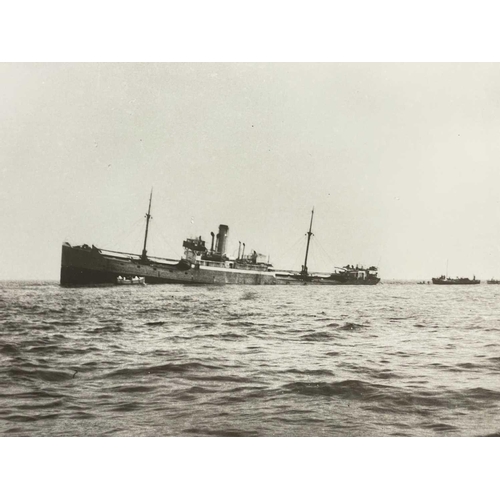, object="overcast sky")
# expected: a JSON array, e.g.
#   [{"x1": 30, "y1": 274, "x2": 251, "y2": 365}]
[{"x1": 2, "y1": 62, "x2": 500, "y2": 280}]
